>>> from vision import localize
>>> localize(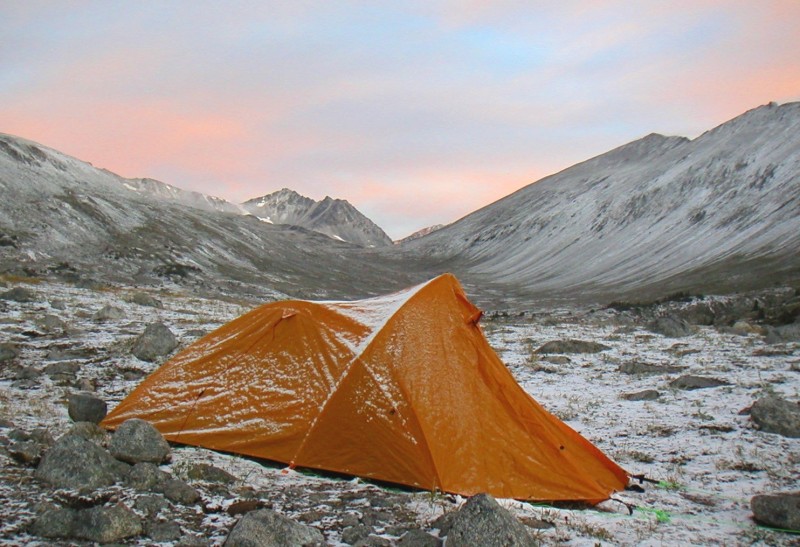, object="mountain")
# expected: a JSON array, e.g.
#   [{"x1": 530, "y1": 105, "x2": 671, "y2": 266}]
[
  {"x1": 122, "y1": 177, "x2": 244, "y2": 214},
  {"x1": 0, "y1": 133, "x2": 421, "y2": 300},
  {"x1": 396, "y1": 224, "x2": 446, "y2": 244},
  {"x1": 398, "y1": 102, "x2": 800, "y2": 304},
  {"x1": 242, "y1": 189, "x2": 393, "y2": 247}
]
